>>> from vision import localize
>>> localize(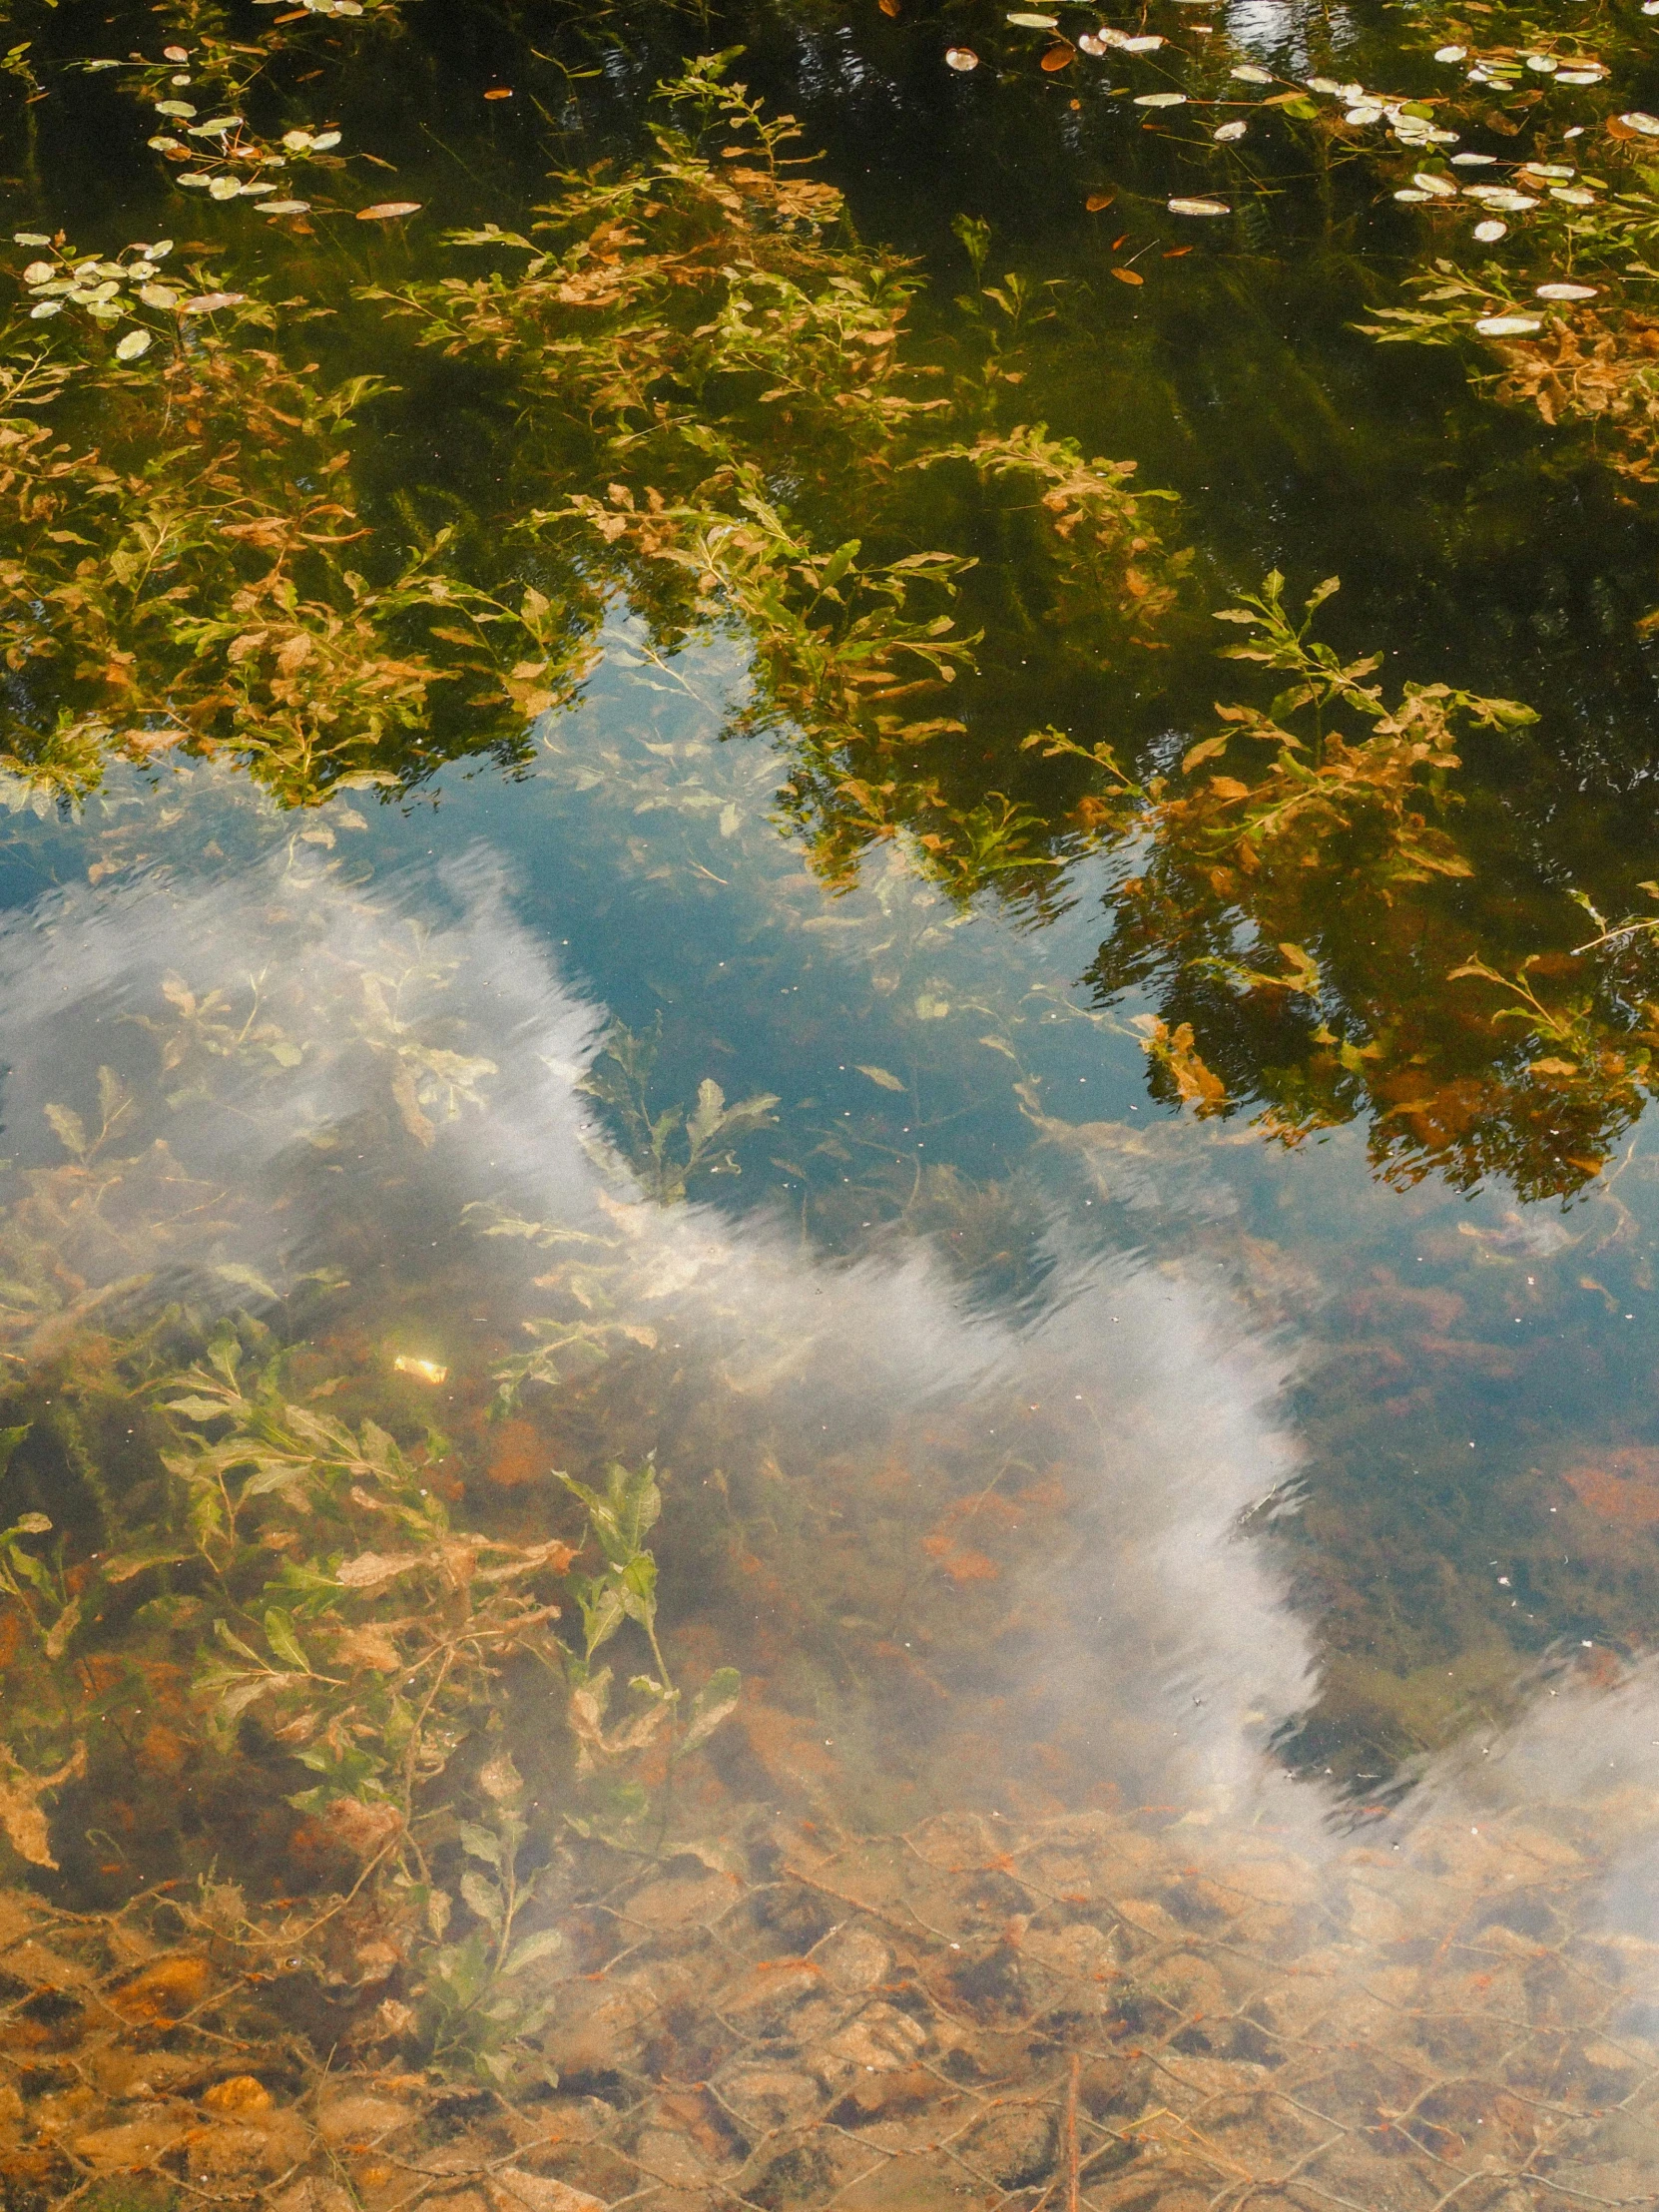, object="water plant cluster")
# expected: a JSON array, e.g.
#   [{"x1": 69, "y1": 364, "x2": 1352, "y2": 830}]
[{"x1": 3, "y1": 0, "x2": 1659, "y2": 2194}]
